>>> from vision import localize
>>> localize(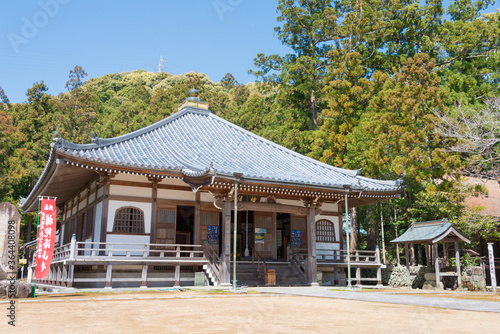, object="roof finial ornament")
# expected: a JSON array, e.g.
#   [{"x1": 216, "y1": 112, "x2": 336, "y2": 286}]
[
  {"x1": 178, "y1": 87, "x2": 209, "y2": 112},
  {"x1": 188, "y1": 87, "x2": 198, "y2": 98}
]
